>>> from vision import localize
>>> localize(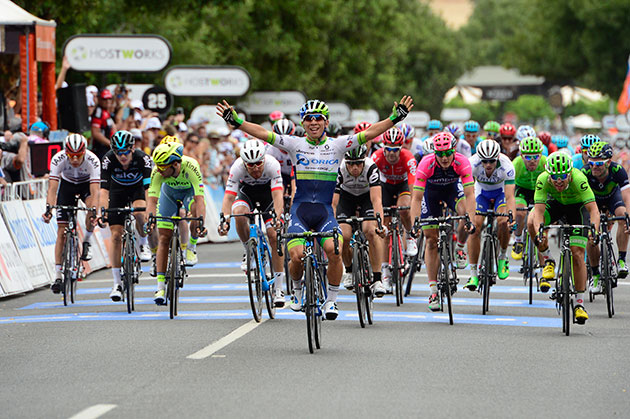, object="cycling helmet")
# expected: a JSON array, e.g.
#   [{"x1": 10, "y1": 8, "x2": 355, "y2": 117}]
[
  {"x1": 445, "y1": 123, "x2": 462, "y2": 138},
  {"x1": 587, "y1": 141, "x2": 613, "y2": 160},
  {"x1": 64, "y1": 133, "x2": 87, "y2": 154},
  {"x1": 272, "y1": 118, "x2": 296, "y2": 136},
  {"x1": 294, "y1": 125, "x2": 306, "y2": 136},
  {"x1": 382, "y1": 127, "x2": 405, "y2": 147},
  {"x1": 483, "y1": 121, "x2": 501, "y2": 134},
  {"x1": 240, "y1": 139, "x2": 266, "y2": 164},
  {"x1": 464, "y1": 120, "x2": 480, "y2": 133},
  {"x1": 422, "y1": 138, "x2": 434, "y2": 155},
  {"x1": 500, "y1": 123, "x2": 516, "y2": 137},
  {"x1": 299, "y1": 100, "x2": 329, "y2": 120},
  {"x1": 161, "y1": 135, "x2": 181, "y2": 145},
  {"x1": 354, "y1": 121, "x2": 372, "y2": 134},
  {"x1": 345, "y1": 145, "x2": 367, "y2": 161},
  {"x1": 427, "y1": 119, "x2": 443, "y2": 131},
  {"x1": 111, "y1": 130, "x2": 135, "y2": 151},
  {"x1": 552, "y1": 135, "x2": 569, "y2": 148},
  {"x1": 519, "y1": 136, "x2": 543, "y2": 154},
  {"x1": 432, "y1": 132, "x2": 455, "y2": 151},
  {"x1": 30, "y1": 121, "x2": 50, "y2": 138},
  {"x1": 545, "y1": 151, "x2": 573, "y2": 175},
  {"x1": 516, "y1": 125, "x2": 536, "y2": 142},
  {"x1": 580, "y1": 134, "x2": 600, "y2": 149},
  {"x1": 268, "y1": 110, "x2": 285, "y2": 123},
  {"x1": 397, "y1": 122, "x2": 415, "y2": 140},
  {"x1": 152, "y1": 142, "x2": 183, "y2": 166},
  {"x1": 476, "y1": 139, "x2": 501, "y2": 160},
  {"x1": 538, "y1": 131, "x2": 551, "y2": 145},
  {"x1": 327, "y1": 121, "x2": 343, "y2": 137}
]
